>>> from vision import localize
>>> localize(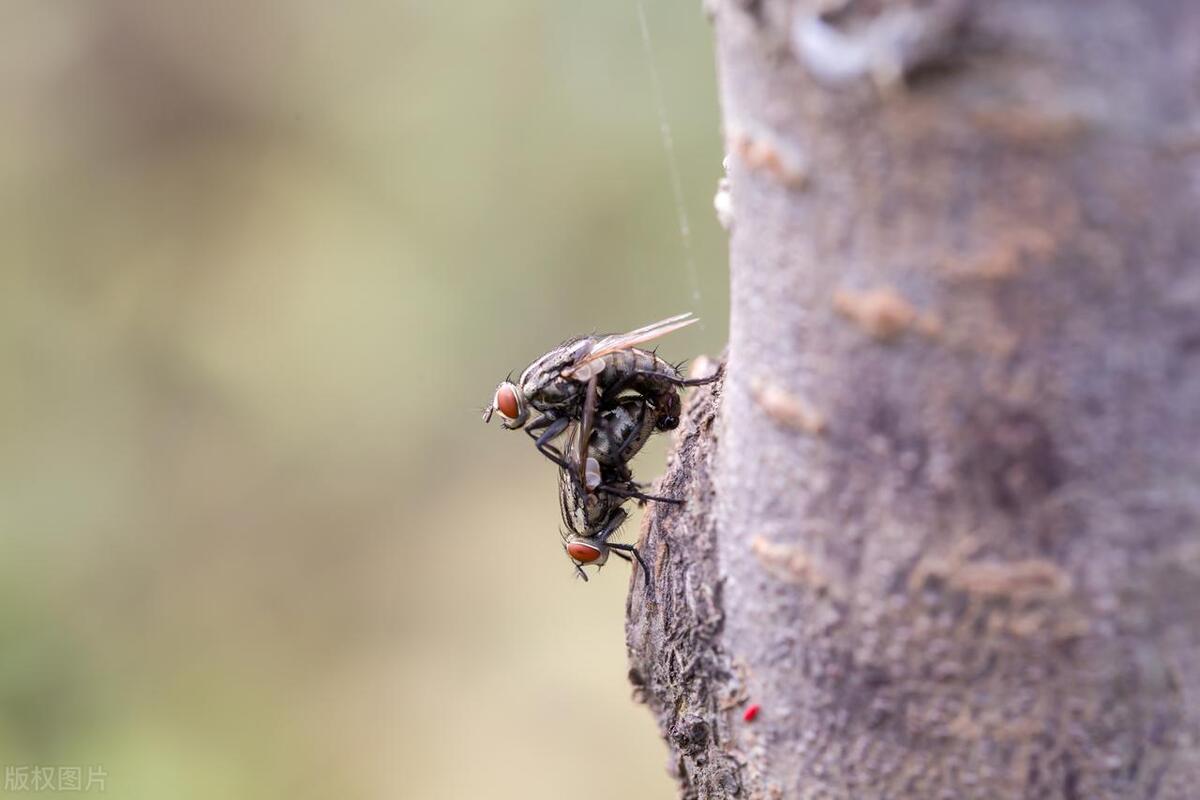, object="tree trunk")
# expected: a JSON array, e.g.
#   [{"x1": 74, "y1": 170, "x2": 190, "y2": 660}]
[{"x1": 627, "y1": 2, "x2": 1200, "y2": 798}]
